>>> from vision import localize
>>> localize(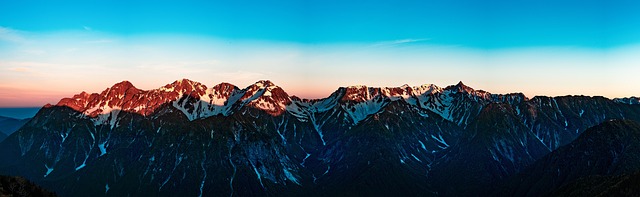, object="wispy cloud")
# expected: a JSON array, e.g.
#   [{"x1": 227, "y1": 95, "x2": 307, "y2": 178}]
[
  {"x1": 0, "y1": 61, "x2": 55, "y2": 74},
  {"x1": 7, "y1": 67, "x2": 33, "y2": 73},
  {"x1": 372, "y1": 38, "x2": 431, "y2": 47},
  {"x1": 21, "y1": 49, "x2": 46, "y2": 55},
  {"x1": 0, "y1": 26, "x2": 27, "y2": 43},
  {"x1": 83, "y1": 26, "x2": 92, "y2": 31}
]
